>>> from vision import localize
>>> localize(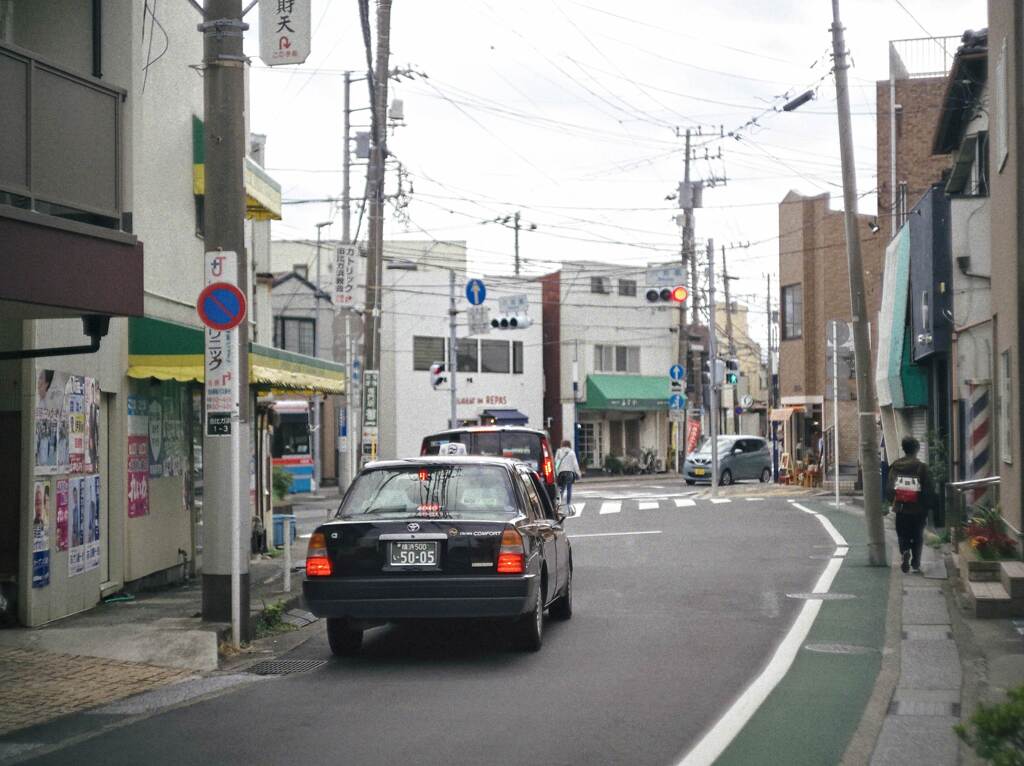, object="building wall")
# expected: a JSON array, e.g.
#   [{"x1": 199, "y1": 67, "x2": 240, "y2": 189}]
[
  {"x1": 877, "y1": 76, "x2": 955, "y2": 240},
  {"x1": 988, "y1": 0, "x2": 1023, "y2": 533},
  {"x1": 378, "y1": 268, "x2": 545, "y2": 461}
]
